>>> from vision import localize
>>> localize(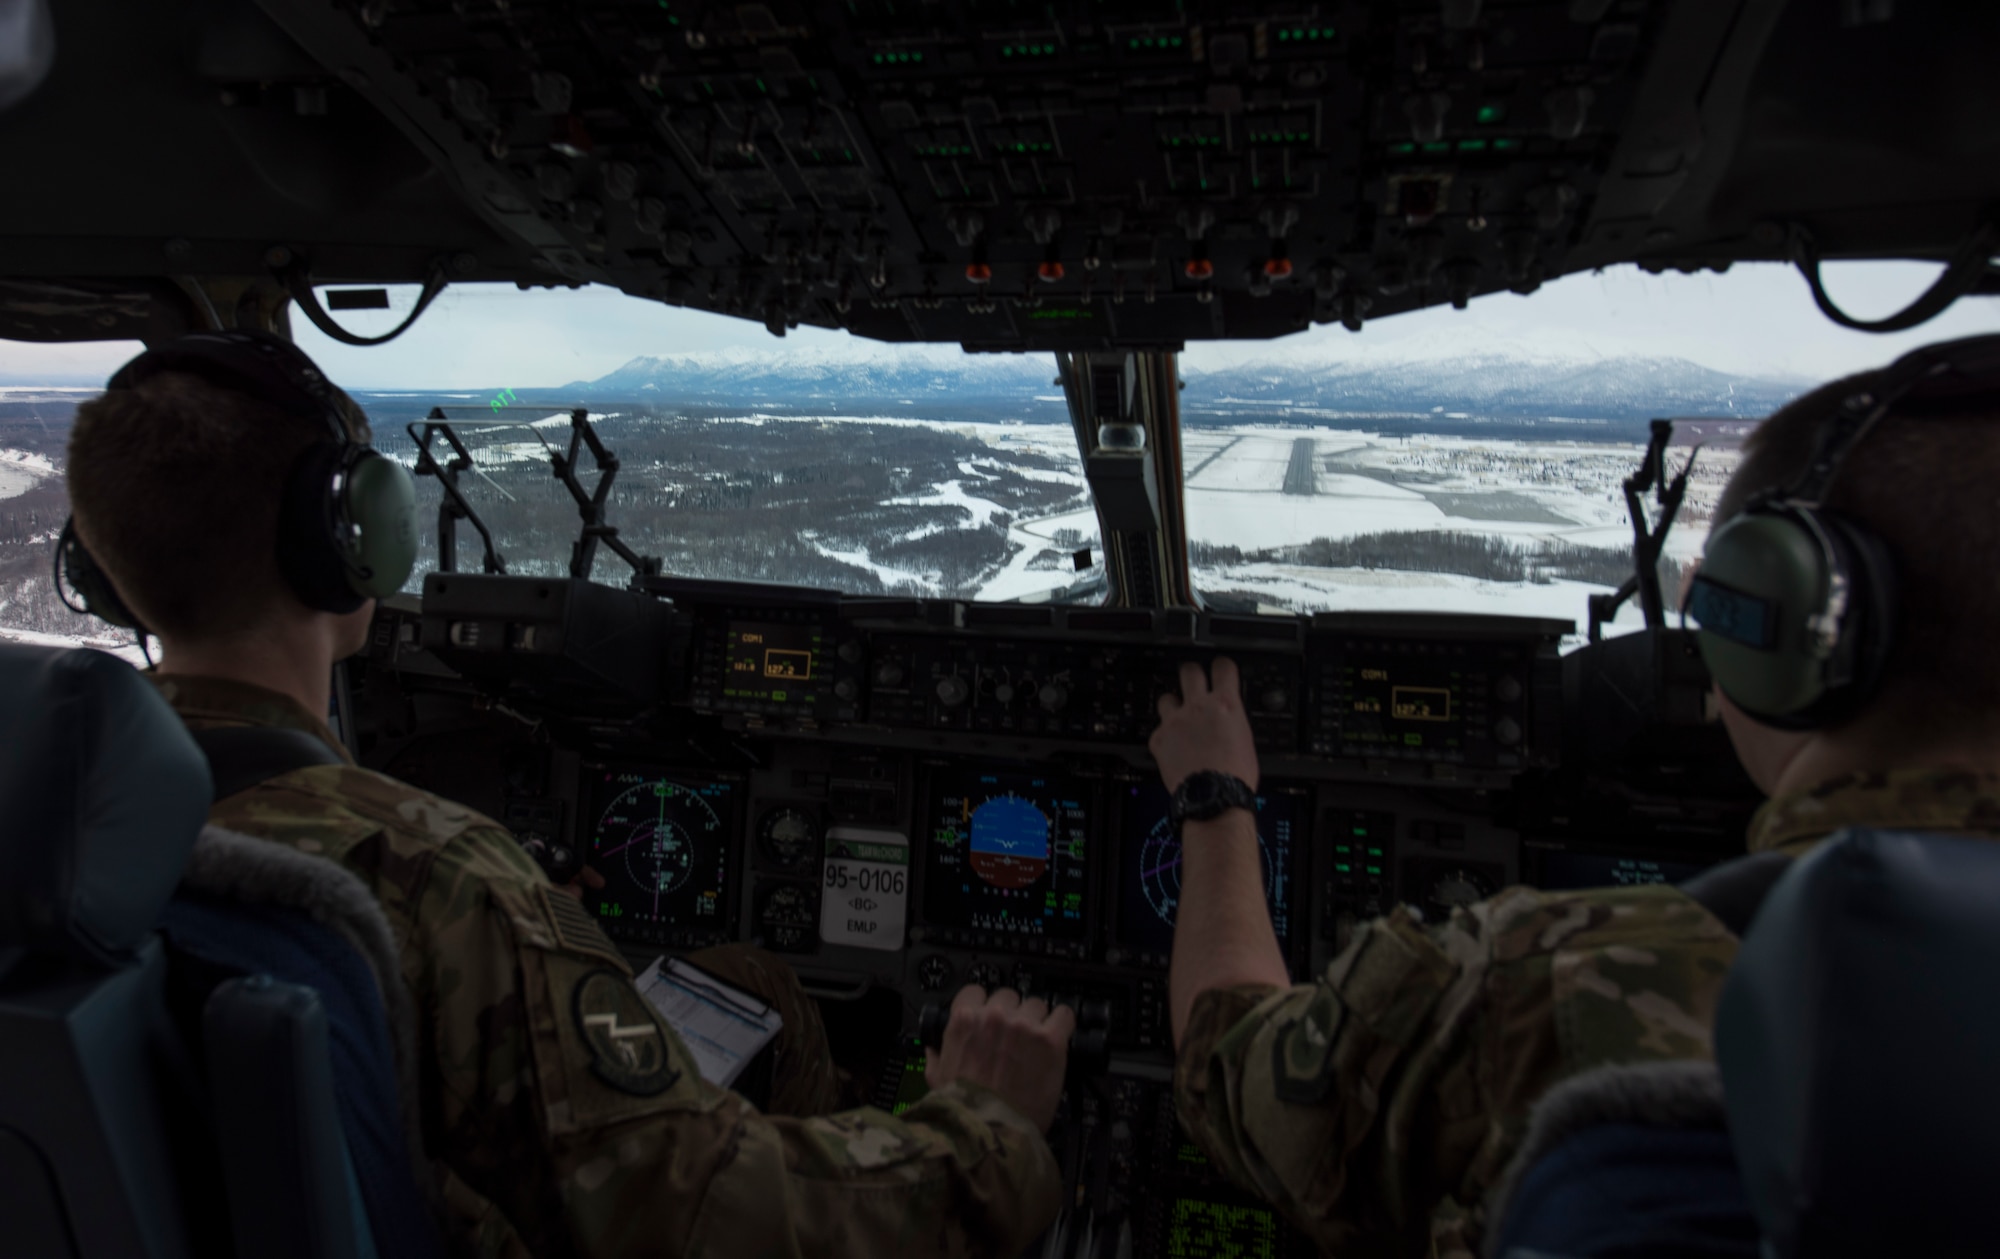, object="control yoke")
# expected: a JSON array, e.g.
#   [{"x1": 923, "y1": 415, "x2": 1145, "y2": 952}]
[{"x1": 918, "y1": 997, "x2": 1115, "y2": 1080}]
